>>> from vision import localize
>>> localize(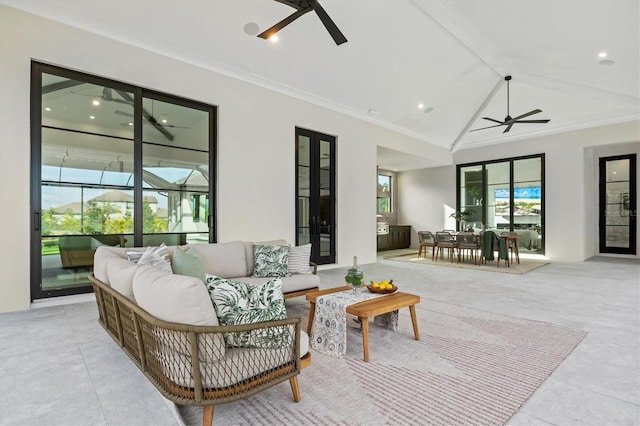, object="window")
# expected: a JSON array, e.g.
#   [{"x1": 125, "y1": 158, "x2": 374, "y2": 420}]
[
  {"x1": 377, "y1": 174, "x2": 392, "y2": 213},
  {"x1": 31, "y1": 62, "x2": 216, "y2": 299},
  {"x1": 456, "y1": 154, "x2": 544, "y2": 254}
]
